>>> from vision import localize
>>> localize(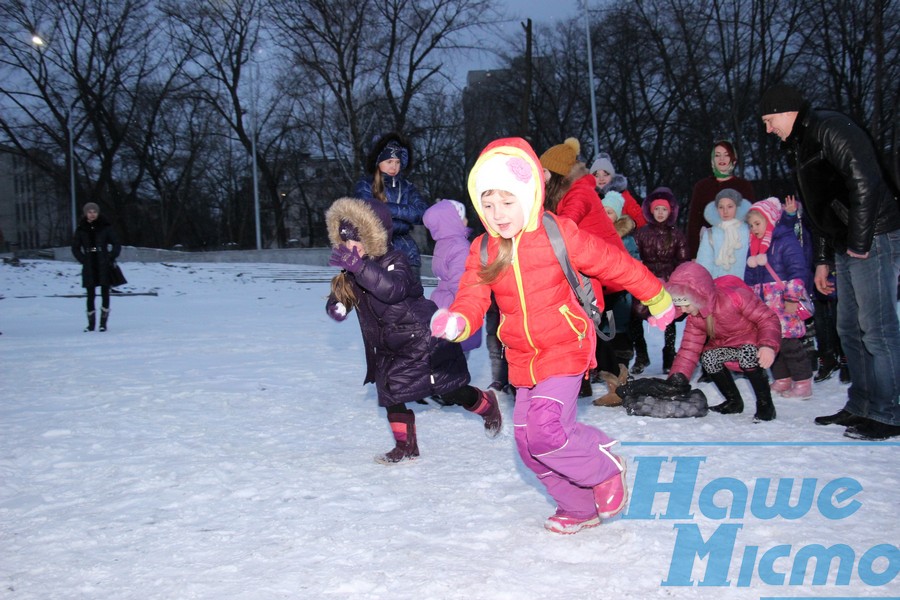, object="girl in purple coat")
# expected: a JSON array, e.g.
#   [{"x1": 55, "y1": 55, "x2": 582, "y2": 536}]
[
  {"x1": 325, "y1": 197, "x2": 501, "y2": 464},
  {"x1": 632, "y1": 187, "x2": 690, "y2": 373},
  {"x1": 665, "y1": 262, "x2": 782, "y2": 421},
  {"x1": 744, "y1": 197, "x2": 815, "y2": 399},
  {"x1": 423, "y1": 199, "x2": 483, "y2": 357}
]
